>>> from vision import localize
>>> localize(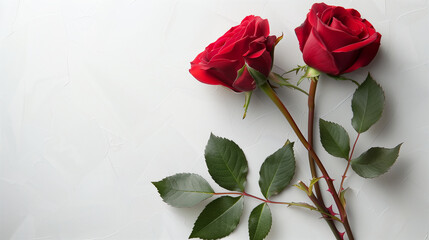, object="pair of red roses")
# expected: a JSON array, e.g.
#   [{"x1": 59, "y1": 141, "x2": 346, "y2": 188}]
[{"x1": 190, "y1": 3, "x2": 382, "y2": 92}]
